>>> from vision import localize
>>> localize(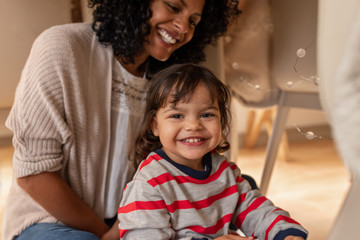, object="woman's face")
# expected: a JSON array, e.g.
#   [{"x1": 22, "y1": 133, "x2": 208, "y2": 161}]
[{"x1": 143, "y1": 0, "x2": 205, "y2": 61}]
